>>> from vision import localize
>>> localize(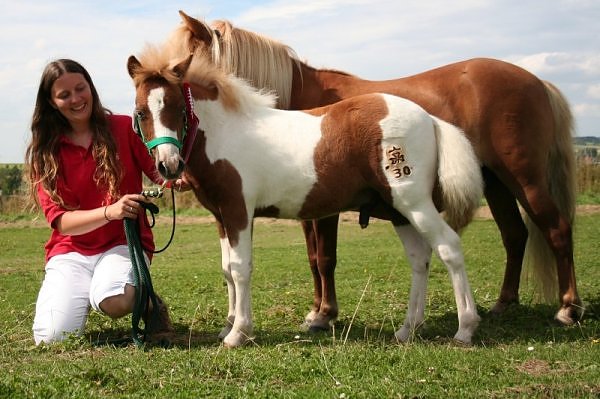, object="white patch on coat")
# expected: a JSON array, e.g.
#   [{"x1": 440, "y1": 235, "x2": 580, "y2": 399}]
[{"x1": 196, "y1": 88, "x2": 323, "y2": 218}]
